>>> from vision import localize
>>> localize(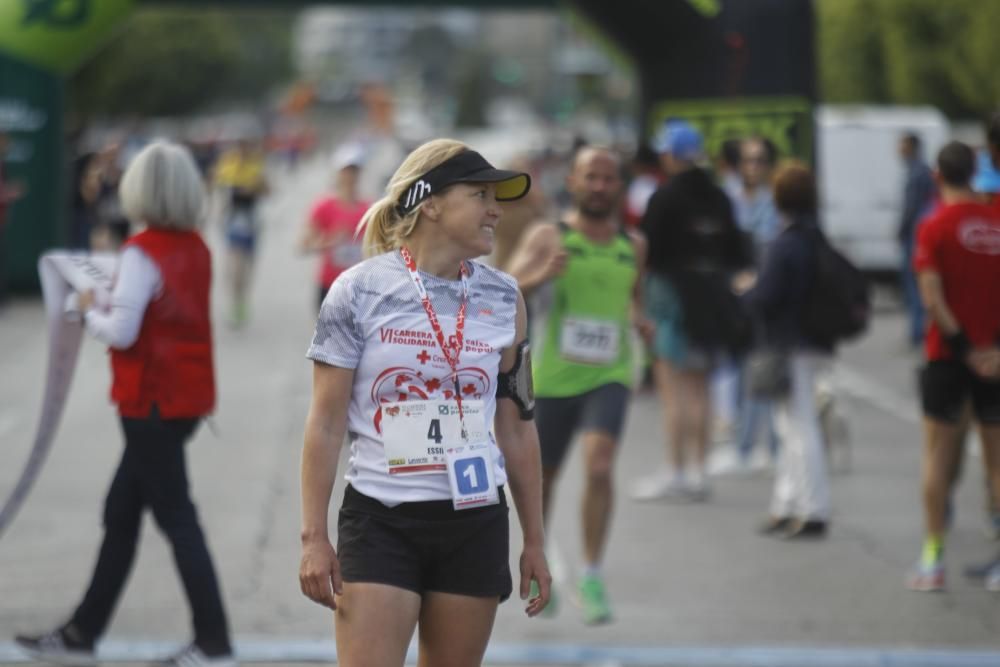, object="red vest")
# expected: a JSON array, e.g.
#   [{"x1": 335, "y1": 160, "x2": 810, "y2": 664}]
[{"x1": 110, "y1": 228, "x2": 215, "y2": 418}]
